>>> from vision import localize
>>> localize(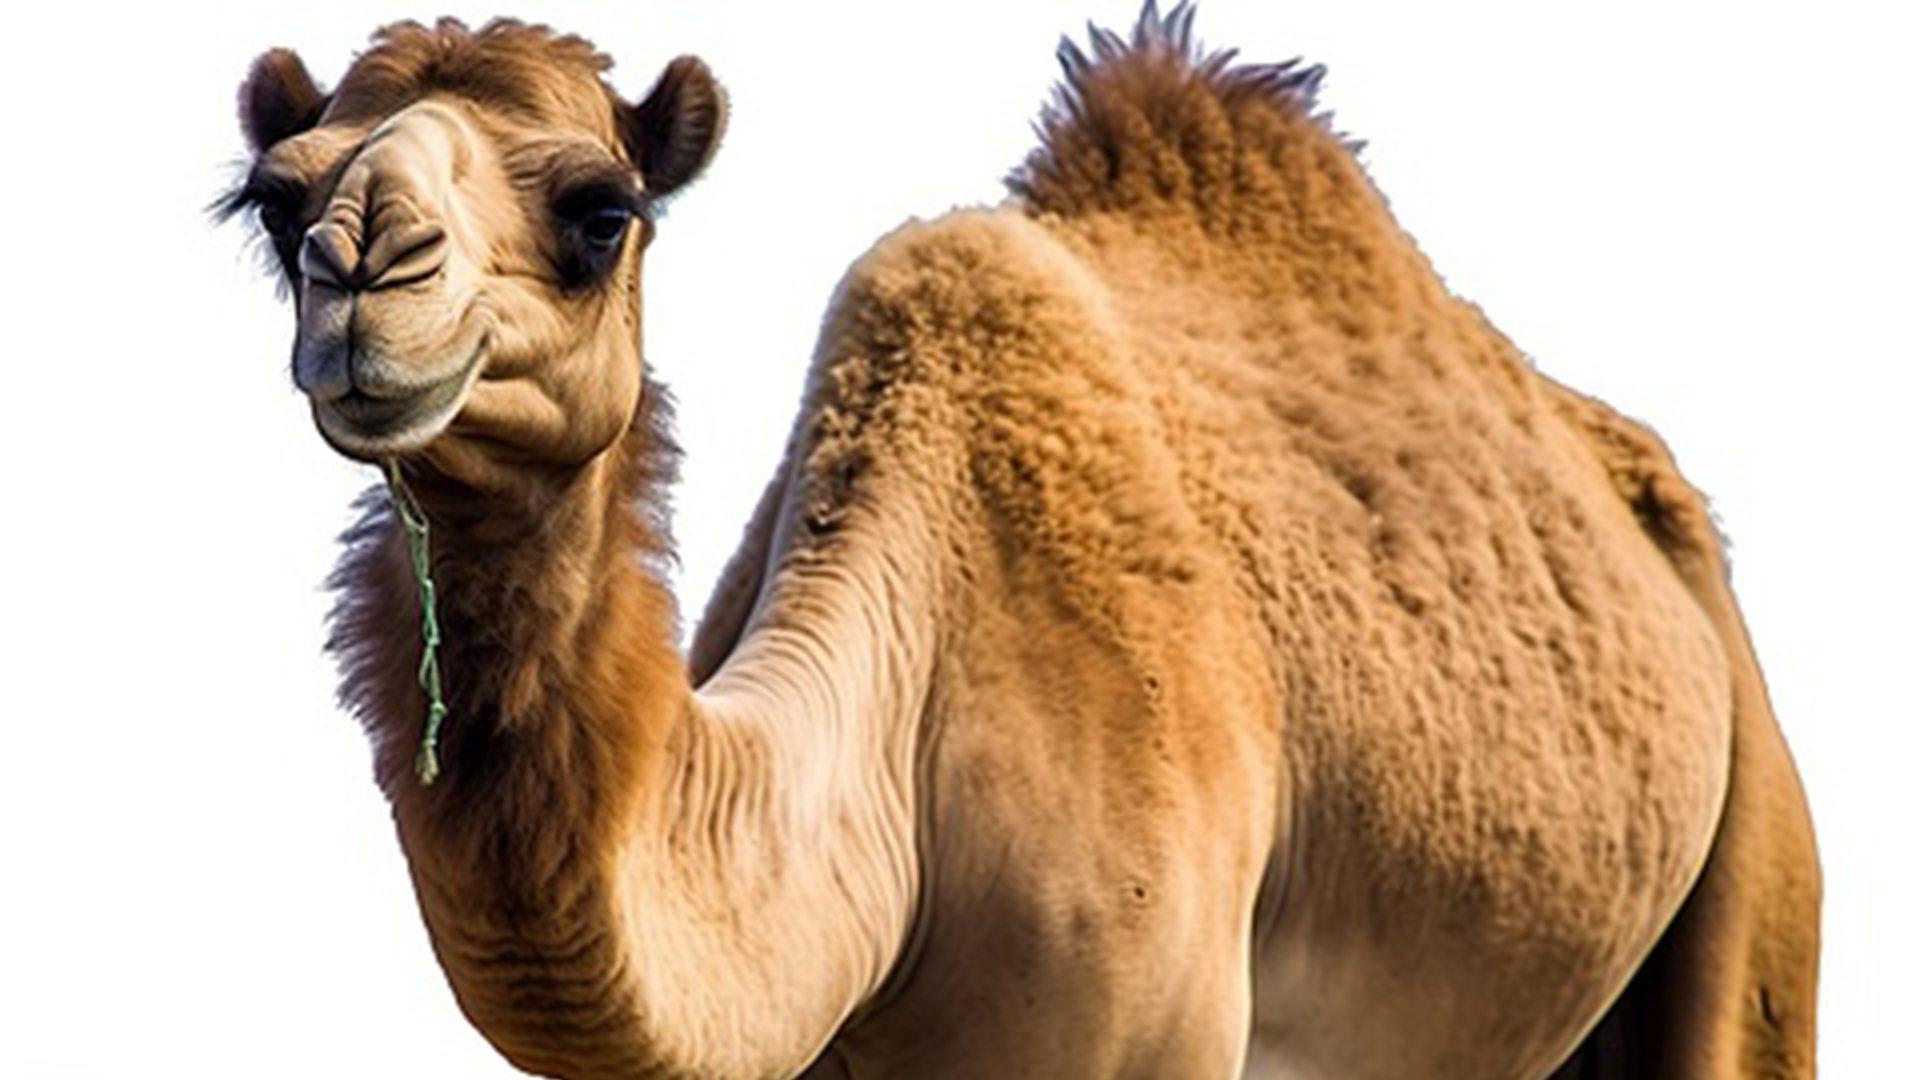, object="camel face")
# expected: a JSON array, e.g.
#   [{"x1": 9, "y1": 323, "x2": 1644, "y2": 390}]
[
  {"x1": 280, "y1": 100, "x2": 501, "y2": 458},
  {"x1": 226, "y1": 20, "x2": 725, "y2": 477}
]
